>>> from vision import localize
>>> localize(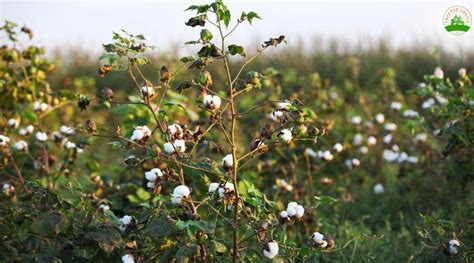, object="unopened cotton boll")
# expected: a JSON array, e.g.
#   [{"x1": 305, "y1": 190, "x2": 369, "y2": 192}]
[
  {"x1": 367, "y1": 136, "x2": 377, "y2": 146},
  {"x1": 351, "y1": 116, "x2": 362, "y2": 124},
  {"x1": 0, "y1": 135, "x2": 11, "y2": 147},
  {"x1": 278, "y1": 129, "x2": 292, "y2": 143},
  {"x1": 384, "y1": 123, "x2": 397, "y2": 132},
  {"x1": 13, "y1": 140, "x2": 28, "y2": 152},
  {"x1": 145, "y1": 168, "x2": 163, "y2": 182},
  {"x1": 383, "y1": 149, "x2": 399, "y2": 162},
  {"x1": 263, "y1": 241, "x2": 279, "y2": 259},
  {"x1": 390, "y1": 102, "x2": 402, "y2": 111},
  {"x1": 375, "y1": 113, "x2": 385, "y2": 124},
  {"x1": 122, "y1": 254, "x2": 135, "y2": 263},
  {"x1": 222, "y1": 154, "x2": 234, "y2": 169},
  {"x1": 434, "y1": 67, "x2": 444, "y2": 79},
  {"x1": 373, "y1": 183, "x2": 384, "y2": 194},
  {"x1": 353, "y1": 134, "x2": 363, "y2": 145},
  {"x1": 36, "y1": 132, "x2": 48, "y2": 142},
  {"x1": 333, "y1": 143, "x2": 343, "y2": 153},
  {"x1": 203, "y1": 94, "x2": 222, "y2": 110}
]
